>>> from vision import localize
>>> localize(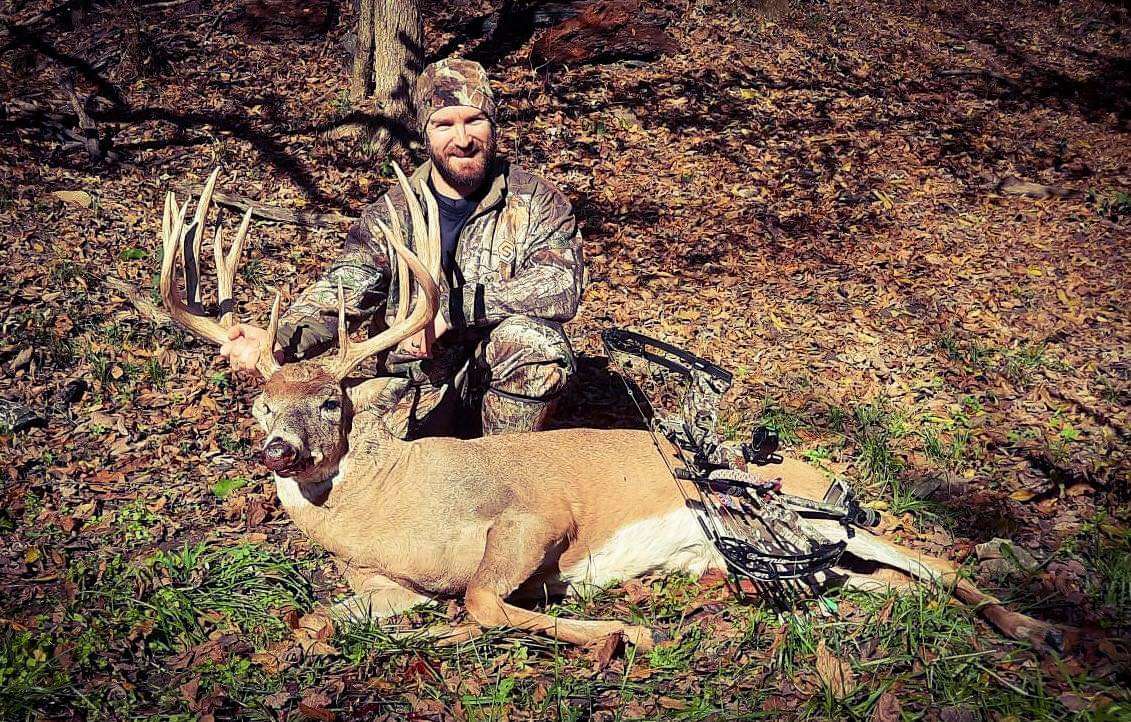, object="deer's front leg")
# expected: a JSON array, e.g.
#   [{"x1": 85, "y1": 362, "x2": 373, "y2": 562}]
[
  {"x1": 462, "y1": 513, "x2": 657, "y2": 649},
  {"x1": 330, "y1": 568, "x2": 434, "y2": 624}
]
